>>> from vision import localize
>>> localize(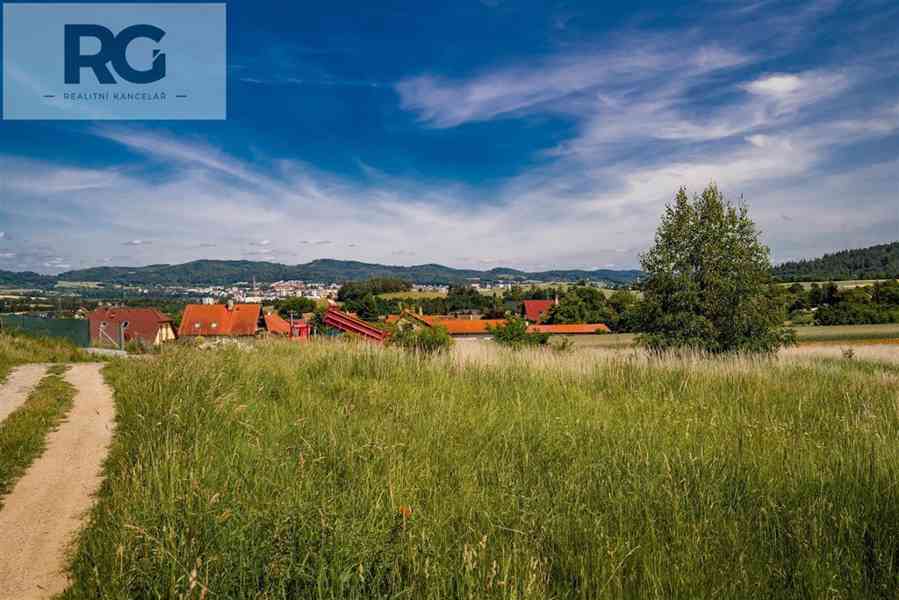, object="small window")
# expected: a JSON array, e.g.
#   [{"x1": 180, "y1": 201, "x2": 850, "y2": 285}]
[
  {"x1": 194, "y1": 323, "x2": 201, "y2": 329},
  {"x1": 211, "y1": 322, "x2": 218, "y2": 328}
]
